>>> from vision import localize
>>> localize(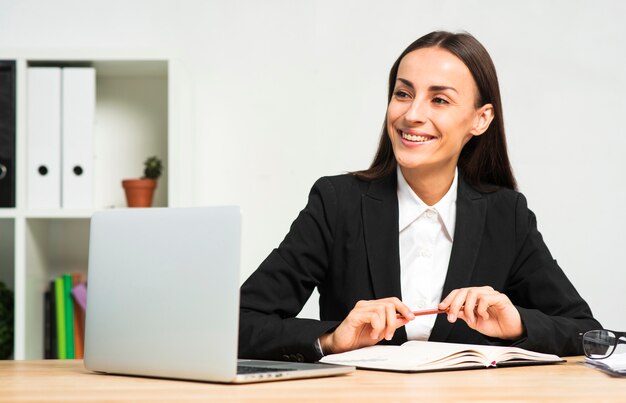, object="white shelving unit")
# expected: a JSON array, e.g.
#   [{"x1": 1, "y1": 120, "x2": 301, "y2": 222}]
[{"x1": 0, "y1": 51, "x2": 192, "y2": 359}]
